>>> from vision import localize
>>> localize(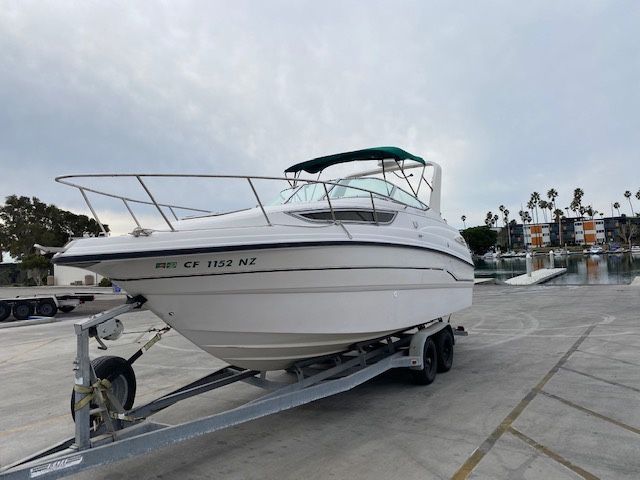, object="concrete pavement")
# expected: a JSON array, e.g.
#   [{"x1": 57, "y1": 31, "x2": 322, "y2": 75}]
[{"x1": 1, "y1": 284, "x2": 639, "y2": 479}]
